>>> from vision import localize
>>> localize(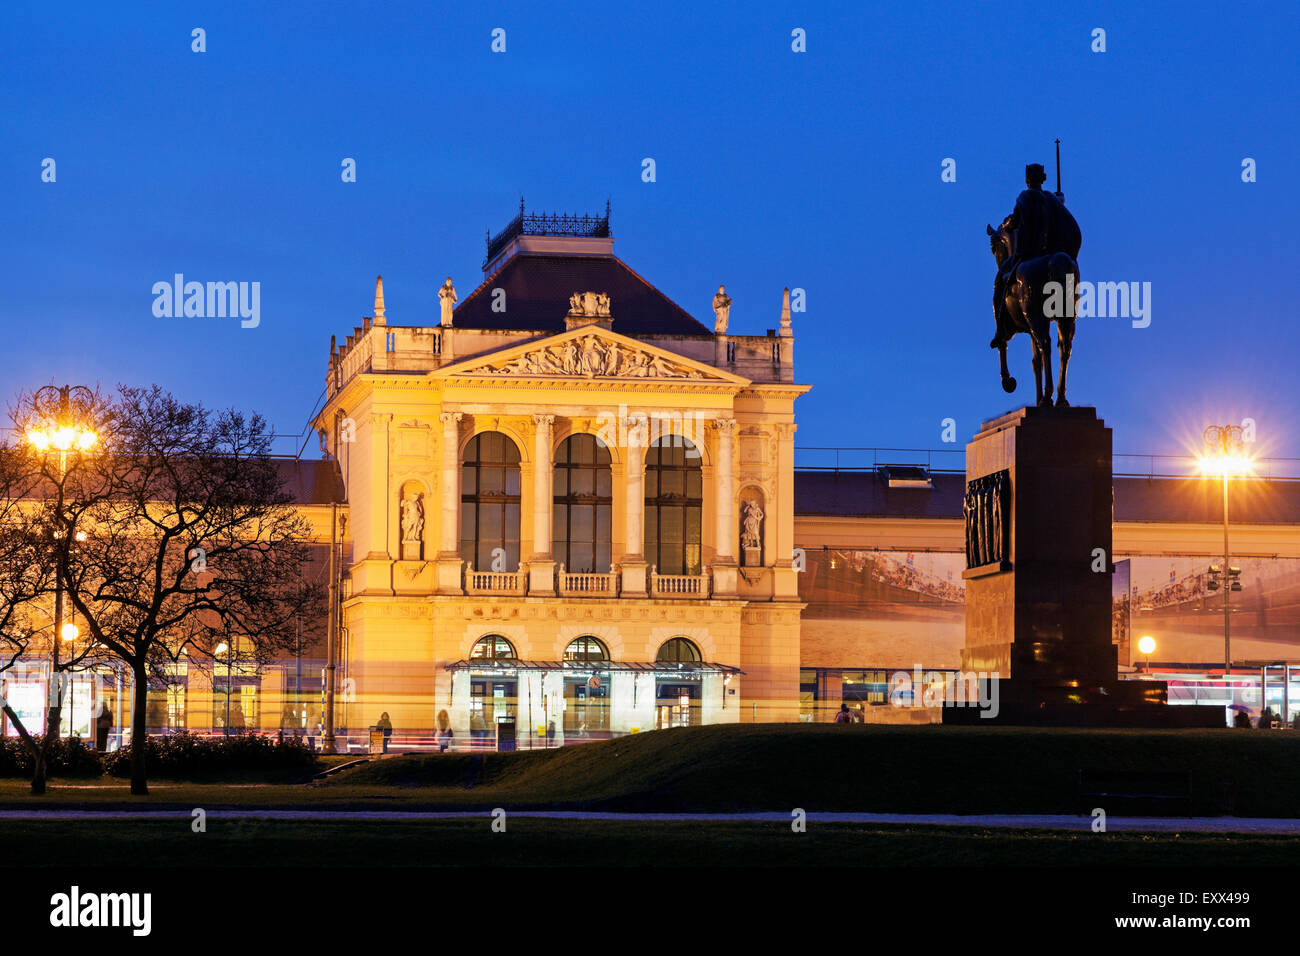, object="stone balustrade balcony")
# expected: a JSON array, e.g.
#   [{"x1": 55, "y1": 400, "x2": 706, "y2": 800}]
[
  {"x1": 450, "y1": 564, "x2": 719, "y2": 600},
  {"x1": 464, "y1": 567, "x2": 527, "y2": 596},
  {"x1": 557, "y1": 566, "x2": 620, "y2": 598},
  {"x1": 649, "y1": 567, "x2": 712, "y2": 599}
]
